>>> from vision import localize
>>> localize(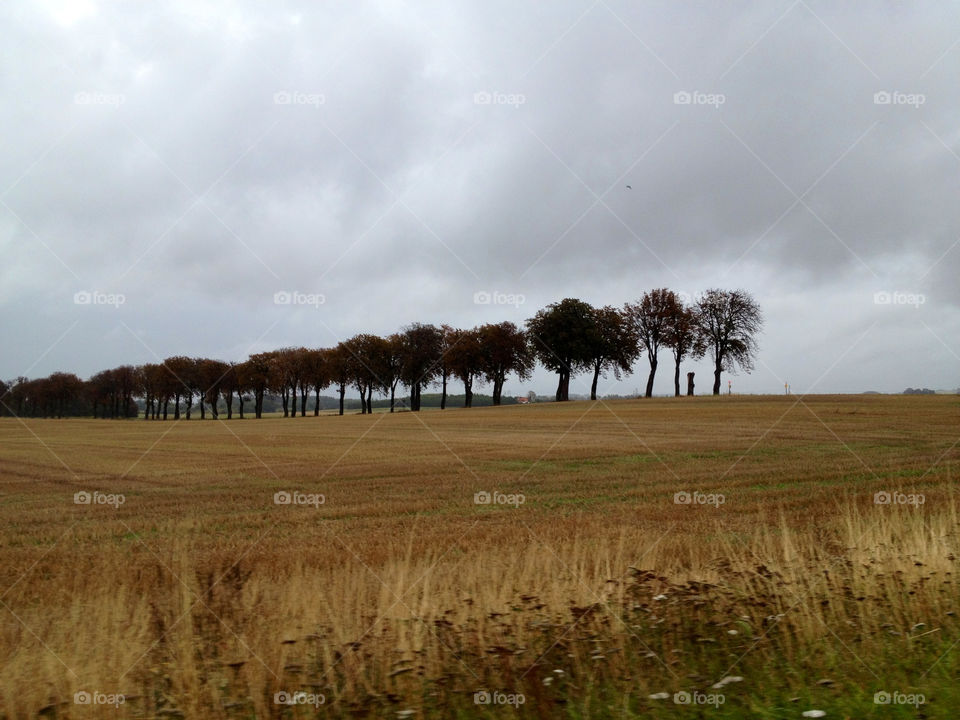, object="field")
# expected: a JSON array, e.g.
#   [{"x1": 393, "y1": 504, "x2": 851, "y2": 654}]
[{"x1": 1, "y1": 394, "x2": 959, "y2": 718}]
